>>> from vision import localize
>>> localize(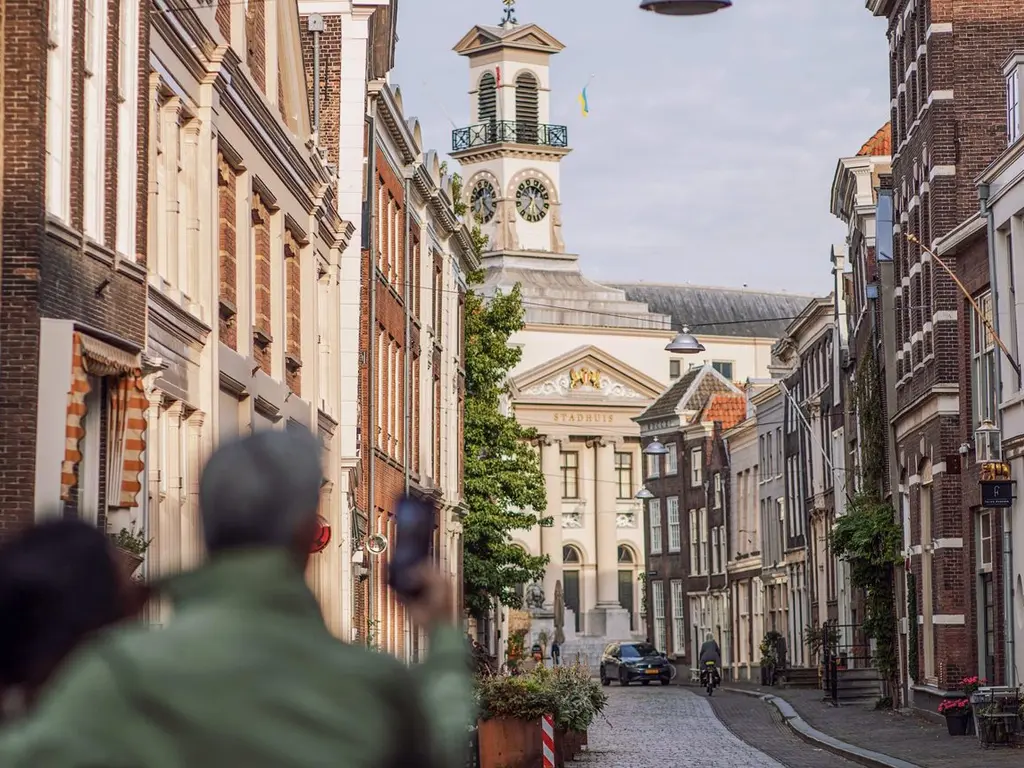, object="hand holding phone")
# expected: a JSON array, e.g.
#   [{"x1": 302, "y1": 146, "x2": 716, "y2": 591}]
[{"x1": 388, "y1": 495, "x2": 434, "y2": 600}]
